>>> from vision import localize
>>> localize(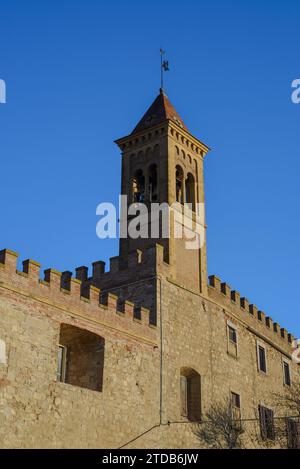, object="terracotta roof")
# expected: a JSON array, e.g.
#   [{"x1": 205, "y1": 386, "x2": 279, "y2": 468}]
[{"x1": 131, "y1": 89, "x2": 189, "y2": 135}]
